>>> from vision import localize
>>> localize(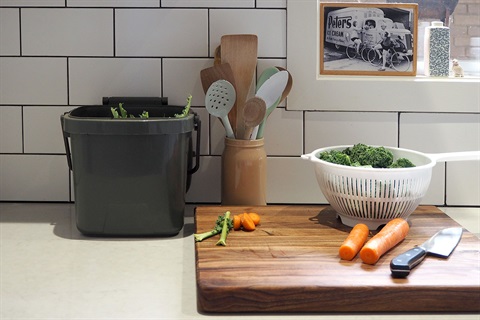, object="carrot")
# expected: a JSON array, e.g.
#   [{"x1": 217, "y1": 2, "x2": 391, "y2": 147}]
[
  {"x1": 339, "y1": 223, "x2": 369, "y2": 261},
  {"x1": 241, "y1": 213, "x2": 256, "y2": 231},
  {"x1": 233, "y1": 215, "x2": 242, "y2": 231},
  {"x1": 359, "y1": 218, "x2": 409, "y2": 265},
  {"x1": 248, "y1": 212, "x2": 260, "y2": 226}
]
